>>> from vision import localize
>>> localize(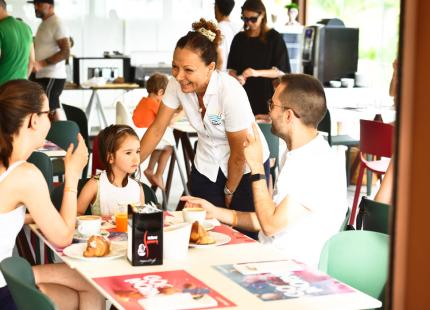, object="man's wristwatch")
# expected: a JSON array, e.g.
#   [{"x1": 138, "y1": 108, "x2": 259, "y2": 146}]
[
  {"x1": 224, "y1": 185, "x2": 234, "y2": 196},
  {"x1": 250, "y1": 173, "x2": 266, "y2": 183}
]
